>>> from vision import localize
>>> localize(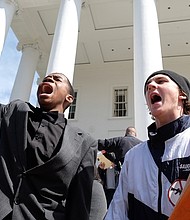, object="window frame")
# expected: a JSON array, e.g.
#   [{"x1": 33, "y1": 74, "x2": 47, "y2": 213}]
[
  {"x1": 68, "y1": 90, "x2": 78, "y2": 120},
  {"x1": 112, "y1": 86, "x2": 128, "y2": 118}
]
